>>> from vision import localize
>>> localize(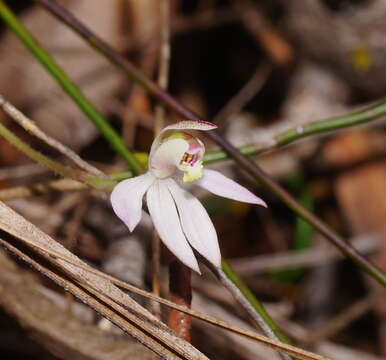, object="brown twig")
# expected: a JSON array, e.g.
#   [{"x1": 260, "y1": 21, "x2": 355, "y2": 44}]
[
  {"x1": 154, "y1": 0, "x2": 171, "y2": 135},
  {"x1": 305, "y1": 295, "x2": 376, "y2": 345},
  {"x1": 0, "y1": 163, "x2": 47, "y2": 180},
  {"x1": 39, "y1": 192, "x2": 83, "y2": 234},
  {"x1": 0, "y1": 178, "x2": 87, "y2": 201},
  {"x1": 151, "y1": 0, "x2": 171, "y2": 321},
  {"x1": 230, "y1": 235, "x2": 380, "y2": 276},
  {"x1": 64, "y1": 193, "x2": 89, "y2": 250},
  {"x1": 234, "y1": 0, "x2": 293, "y2": 67},
  {"x1": 212, "y1": 64, "x2": 272, "y2": 124}
]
